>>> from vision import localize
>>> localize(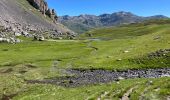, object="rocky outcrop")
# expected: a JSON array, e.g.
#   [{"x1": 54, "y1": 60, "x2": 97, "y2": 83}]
[
  {"x1": 0, "y1": 0, "x2": 76, "y2": 43},
  {"x1": 28, "y1": 0, "x2": 58, "y2": 22},
  {"x1": 28, "y1": 0, "x2": 48, "y2": 14},
  {"x1": 46, "y1": 9, "x2": 58, "y2": 23}
]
